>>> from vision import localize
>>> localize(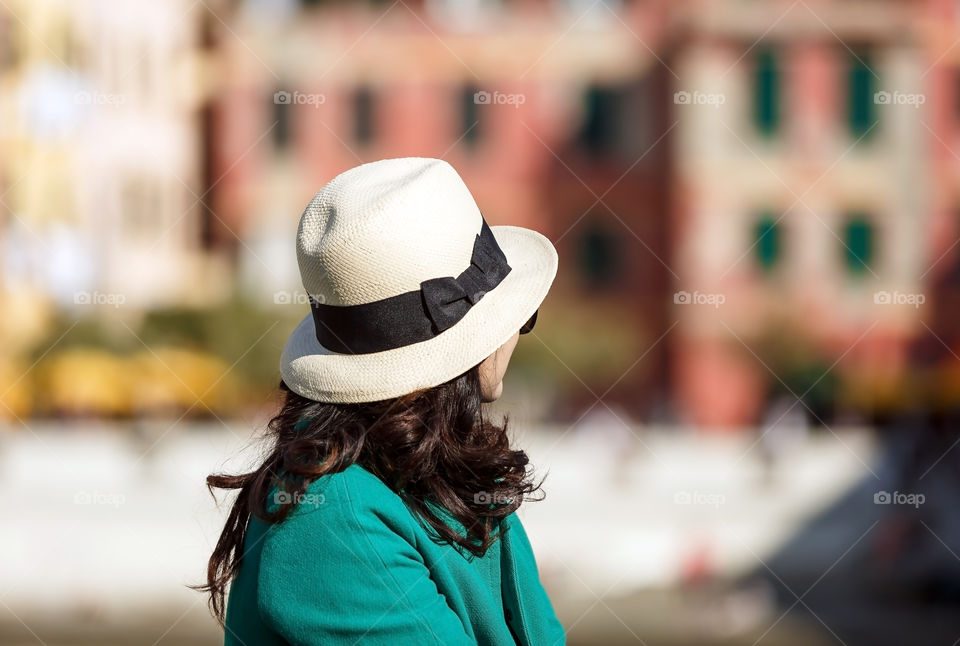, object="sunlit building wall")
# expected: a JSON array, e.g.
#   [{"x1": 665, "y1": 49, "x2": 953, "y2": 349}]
[
  {"x1": 0, "y1": 0, "x2": 220, "y2": 315},
  {"x1": 670, "y1": 0, "x2": 933, "y2": 427},
  {"x1": 211, "y1": 0, "x2": 676, "y2": 419},
  {"x1": 918, "y1": 0, "x2": 960, "y2": 380}
]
